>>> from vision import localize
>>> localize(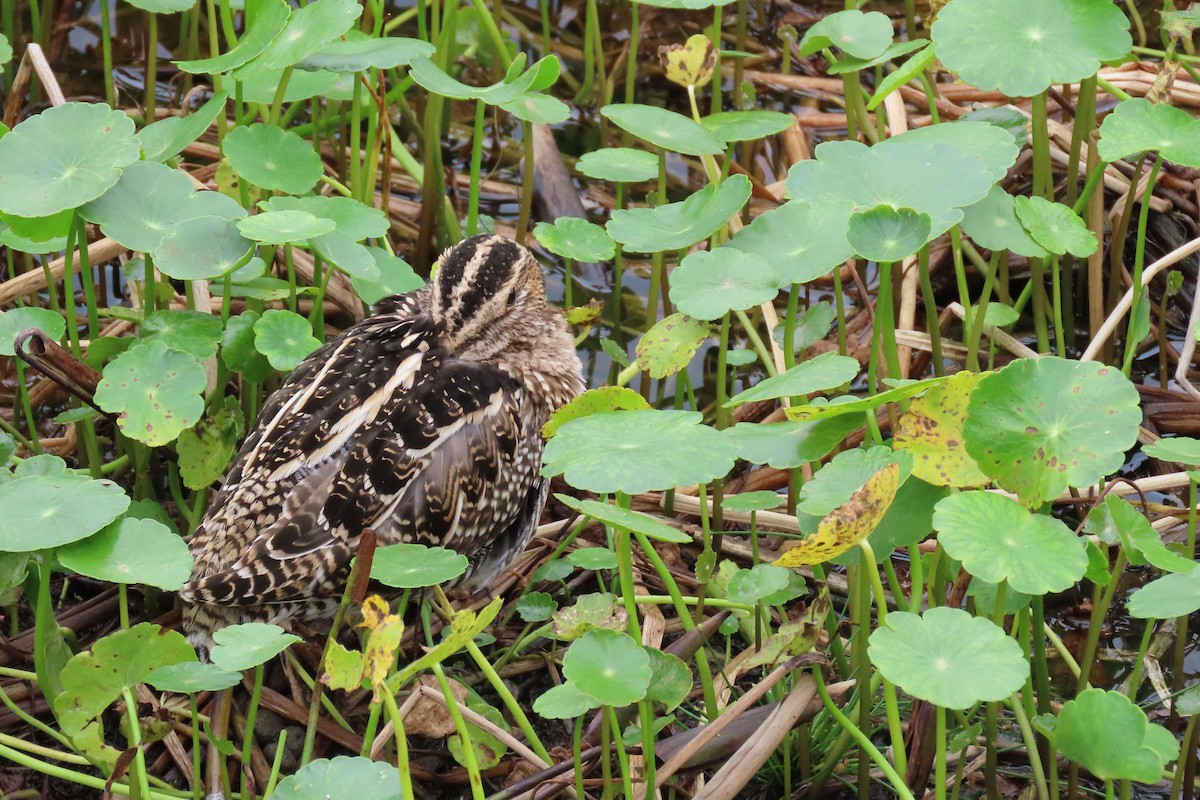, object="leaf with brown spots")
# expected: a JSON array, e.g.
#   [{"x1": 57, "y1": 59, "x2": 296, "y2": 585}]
[
  {"x1": 963, "y1": 356, "x2": 1141, "y2": 508},
  {"x1": 357, "y1": 594, "x2": 405, "y2": 702},
  {"x1": 894, "y1": 371, "x2": 990, "y2": 488},
  {"x1": 660, "y1": 33, "x2": 717, "y2": 89},
  {"x1": 775, "y1": 463, "x2": 900, "y2": 567},
  {"x1": 542, "y1": 386, "x2": 651, "y2": 438},
  {"x1": 635, "y1": 313, "x2": 710, "y2": 379}
]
